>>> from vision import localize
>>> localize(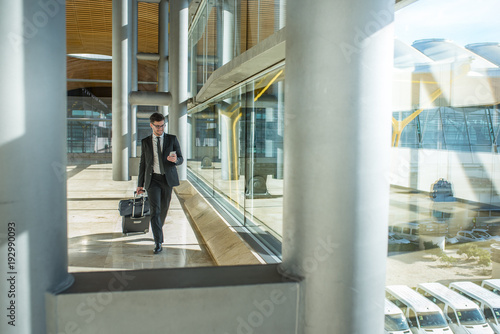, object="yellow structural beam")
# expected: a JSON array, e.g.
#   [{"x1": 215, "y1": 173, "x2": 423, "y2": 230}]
[
  {"x1": 392, "y1": 88, "x2": 442, "y2": 147},
  {"x1": 254, "y1": 70, "x2": 283, "y2": 102},
  {"x1": 219, "y1": 69, "x2": 284, "y2": 189},
  {"x1": 392, "y1": 62, "x2": 471, "y2": 147}
]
